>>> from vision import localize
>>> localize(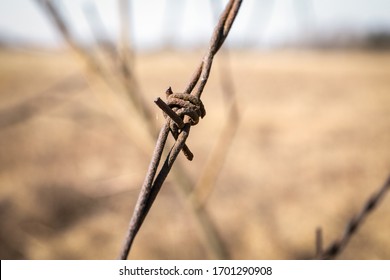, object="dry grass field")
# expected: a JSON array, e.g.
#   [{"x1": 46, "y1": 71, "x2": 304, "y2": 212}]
[{"x1": 0, "y1": 48, "x2": 389, "y2": 259}]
